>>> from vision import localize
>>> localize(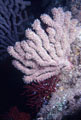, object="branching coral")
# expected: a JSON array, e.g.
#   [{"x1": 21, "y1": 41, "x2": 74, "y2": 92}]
[
  {"x1": 22, "y1": 75, "x2": 59, "y2": 113},
  {"x1": 36, "y1": 29, "x2": 81, "y2": 120},
  {"x1": 66, "y1": 0, "x2": 81, "y2": 22},
  {"x1": 7, "y1": 7, "x2": 81, "y2": 84},
  {"x1": 0, "y1": 0, "x2": 31, "y2": 61}
]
